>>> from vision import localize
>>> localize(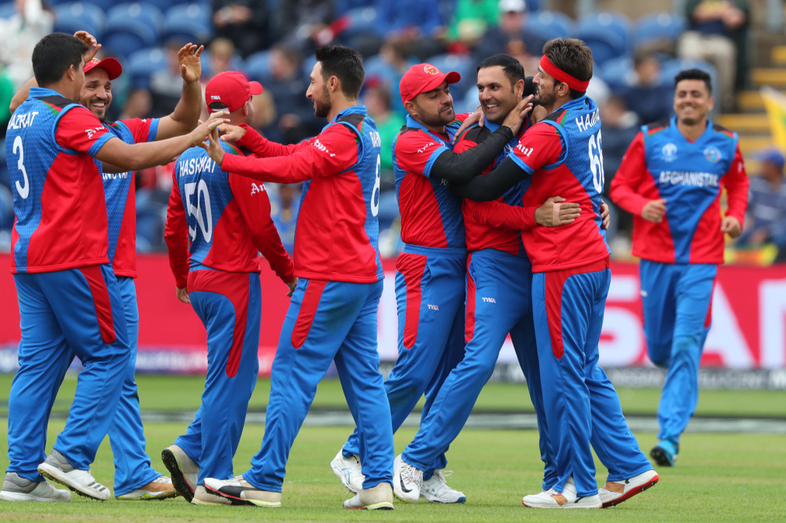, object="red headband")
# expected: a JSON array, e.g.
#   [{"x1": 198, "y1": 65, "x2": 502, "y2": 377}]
[{"x1": 539, "y1": 55, "x2": 590, "y2": 92}]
